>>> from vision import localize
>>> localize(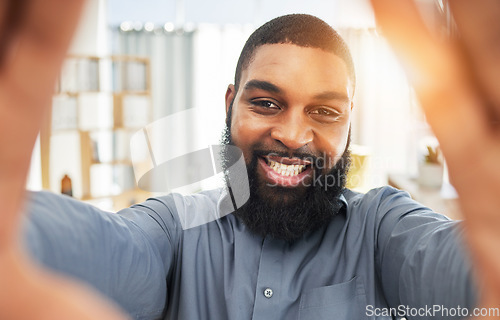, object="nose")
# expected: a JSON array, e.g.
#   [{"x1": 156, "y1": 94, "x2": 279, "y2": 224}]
[{"x1": 270, "y1": 110, "x2": 314, "y2": 150}]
